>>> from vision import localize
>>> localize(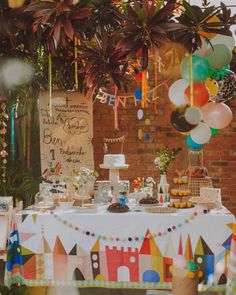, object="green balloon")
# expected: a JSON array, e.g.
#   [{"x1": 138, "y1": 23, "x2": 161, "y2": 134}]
[
  {"x1": 181, "y1": 54, "x2": 210, "y2": 82},
  {"x1": 210, "y1": 65, "x2": 231, "y2": 80},
  {"x1": 187, "y1": 261, "x2": 197, "y2": 271},
  {"x1": 205, "y1": 44, "x2": 232, "y2": 69},
  {"x1": 211, "y1": 128, "x2": 219, "y2": 136}
]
